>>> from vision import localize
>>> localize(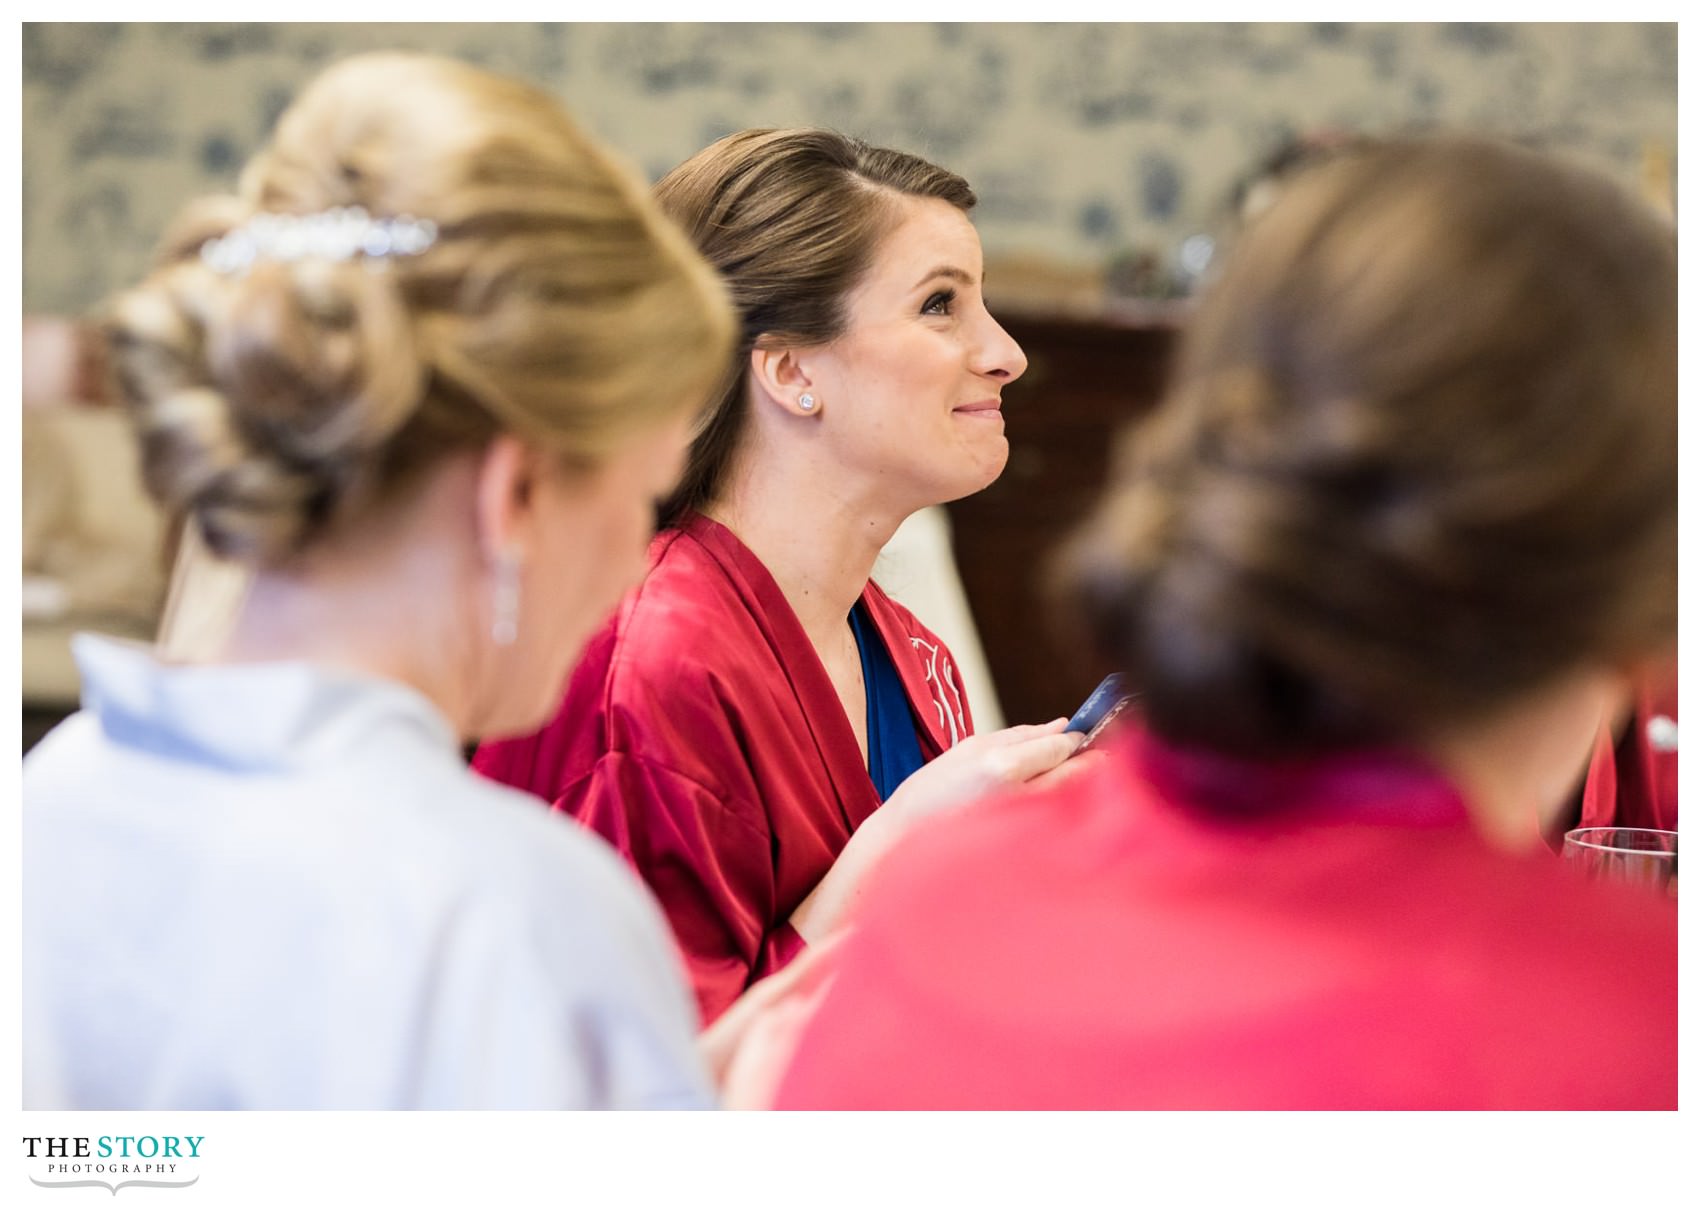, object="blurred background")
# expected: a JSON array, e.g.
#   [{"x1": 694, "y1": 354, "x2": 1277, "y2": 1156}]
[{"x1": 21, "y1": 21, "x2": 1677, "y2": 745}]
